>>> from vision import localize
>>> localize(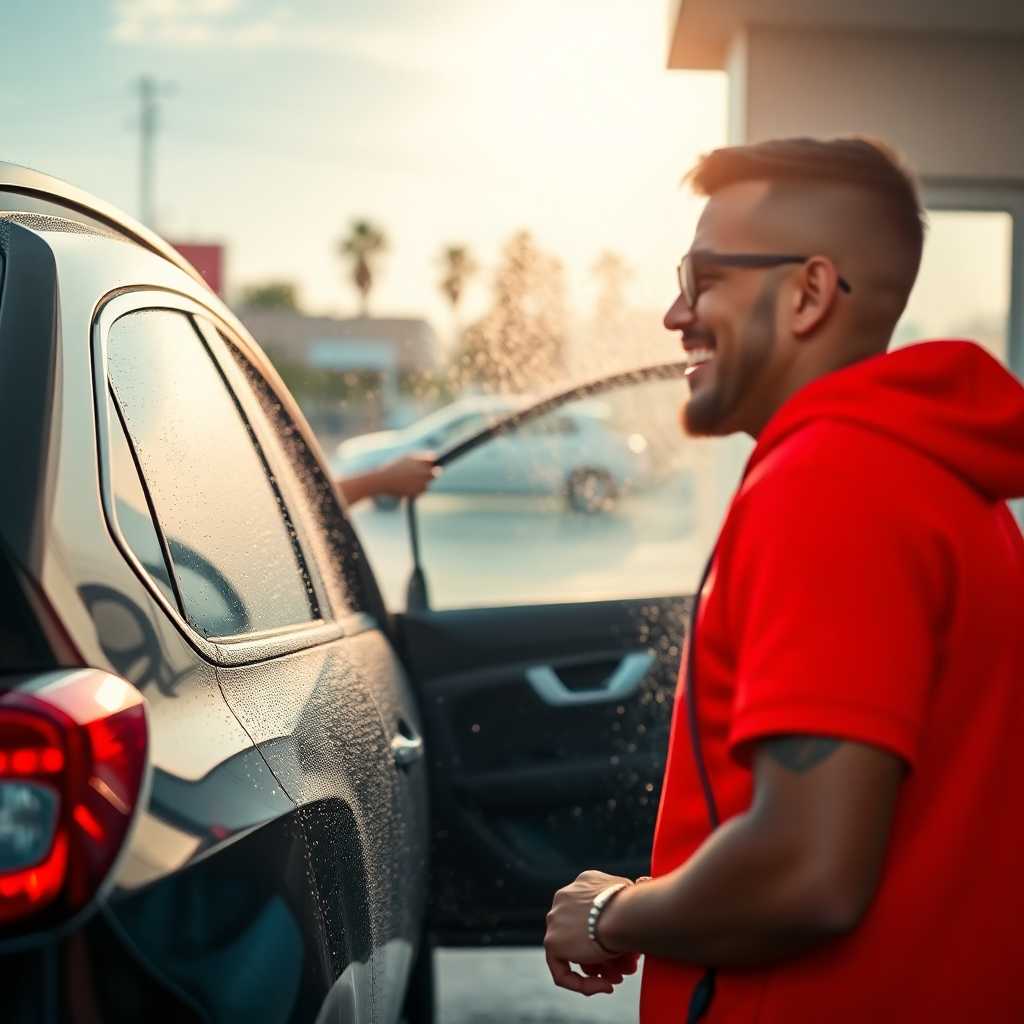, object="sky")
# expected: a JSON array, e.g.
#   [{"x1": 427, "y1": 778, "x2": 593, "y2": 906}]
[
  {"x1": 2, "y1": 0, "x2": 727, "y2": 346},
  {"x1": 1, "y1": 0, "x2": 1011, "y2": 361}
]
